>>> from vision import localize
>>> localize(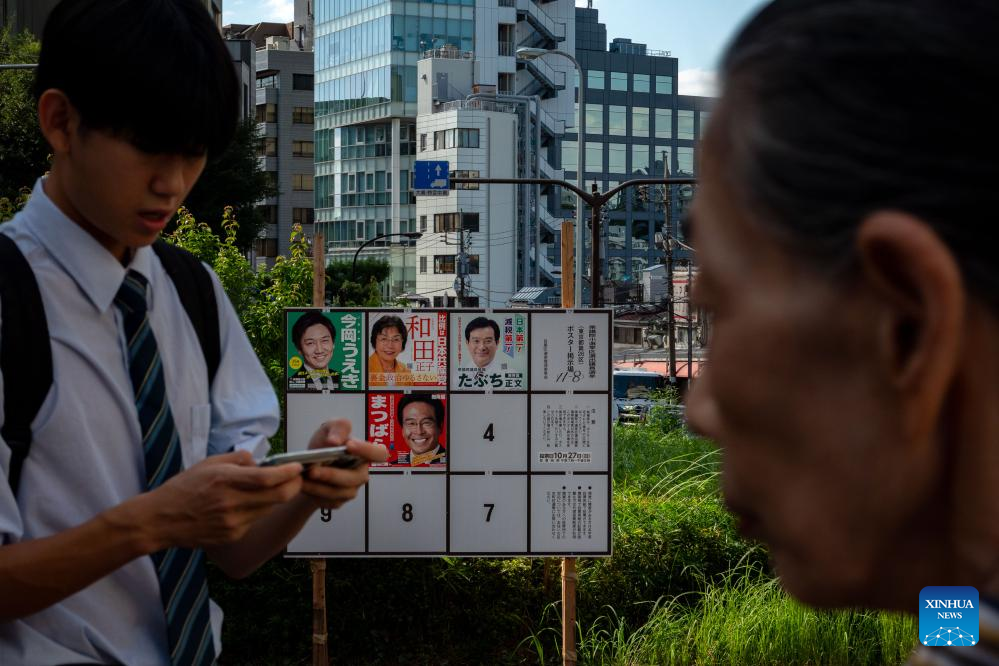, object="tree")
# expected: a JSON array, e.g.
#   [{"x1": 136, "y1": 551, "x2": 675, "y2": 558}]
[
  {"x1": 179, "y1": 119, "x2": 276, "y2": 250},
  {"x1": 0, "y1": 27, "x2": 47, "y2": 203},
  {"x1": 326, "y1": 258, "x2": 391, "y2": 306}
]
